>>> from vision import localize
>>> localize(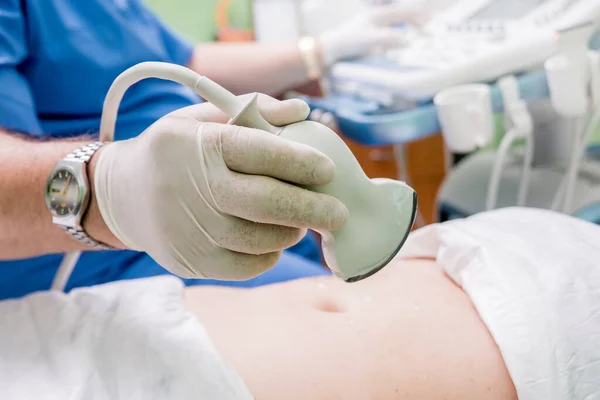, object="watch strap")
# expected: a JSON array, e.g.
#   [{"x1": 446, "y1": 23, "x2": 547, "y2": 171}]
[
  {"x1": 60, "y1": 226, "x2": 113, "y2": 250},
  {"x1": 60, "y1": 141, "x2": 114, "y2": 250},
  {"x1": 65, "y1": 141, "x2": 105, "y2": 163}
]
